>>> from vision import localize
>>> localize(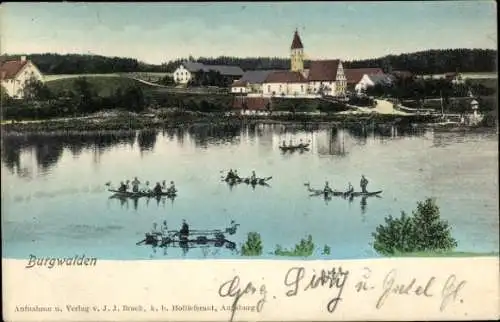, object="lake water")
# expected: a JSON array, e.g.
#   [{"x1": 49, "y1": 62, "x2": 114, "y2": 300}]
[{"x1": 2, "y1": 123, "x2": 498, "y2": 260}]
